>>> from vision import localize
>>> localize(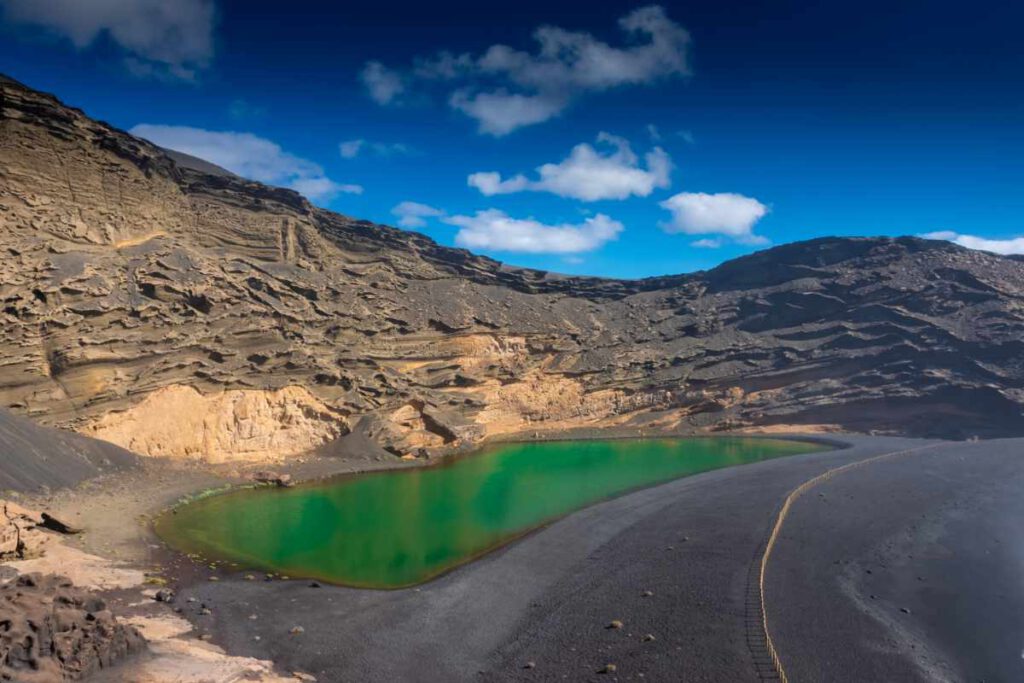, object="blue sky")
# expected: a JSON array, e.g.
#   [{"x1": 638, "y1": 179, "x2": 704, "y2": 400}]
[{"x1": 2, "y1": 0, "x2": 1022, "y2": 278}]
